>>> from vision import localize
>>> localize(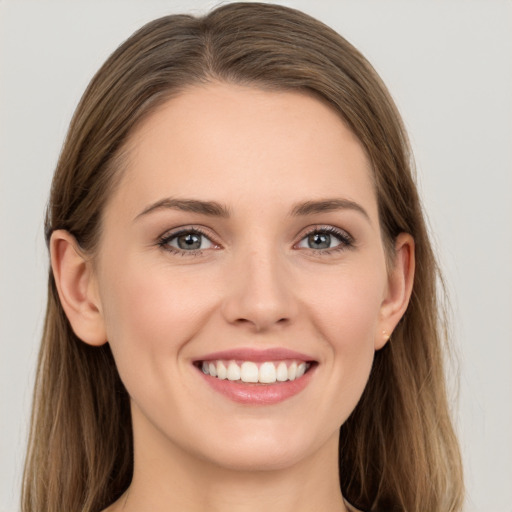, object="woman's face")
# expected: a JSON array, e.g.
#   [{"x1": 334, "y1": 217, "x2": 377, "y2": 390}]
[{"x1": 90, "y1": 83, "x2": 408, "y2": 472}]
